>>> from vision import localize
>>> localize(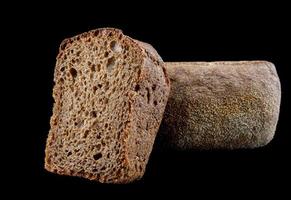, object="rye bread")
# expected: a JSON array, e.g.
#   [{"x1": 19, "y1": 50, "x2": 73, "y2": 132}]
[
  {"x1": 158, "y1": 61, "x2": 281, "y2": 150},
  {"x1": 45, "y1": 28, "x2": 170, "y2": 183}
]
